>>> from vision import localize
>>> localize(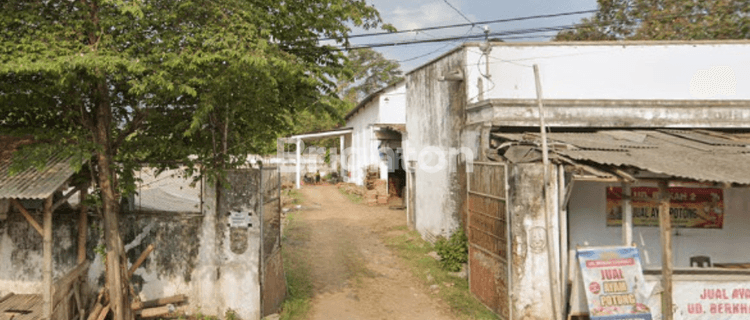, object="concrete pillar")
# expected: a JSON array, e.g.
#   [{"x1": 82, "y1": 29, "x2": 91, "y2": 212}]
[
  {"x1": 340, "y1": 135, "x2": 345, "y2": 181},
  {"x1": 295, "y1": 138, "x2": 301, "y2": 189}
]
